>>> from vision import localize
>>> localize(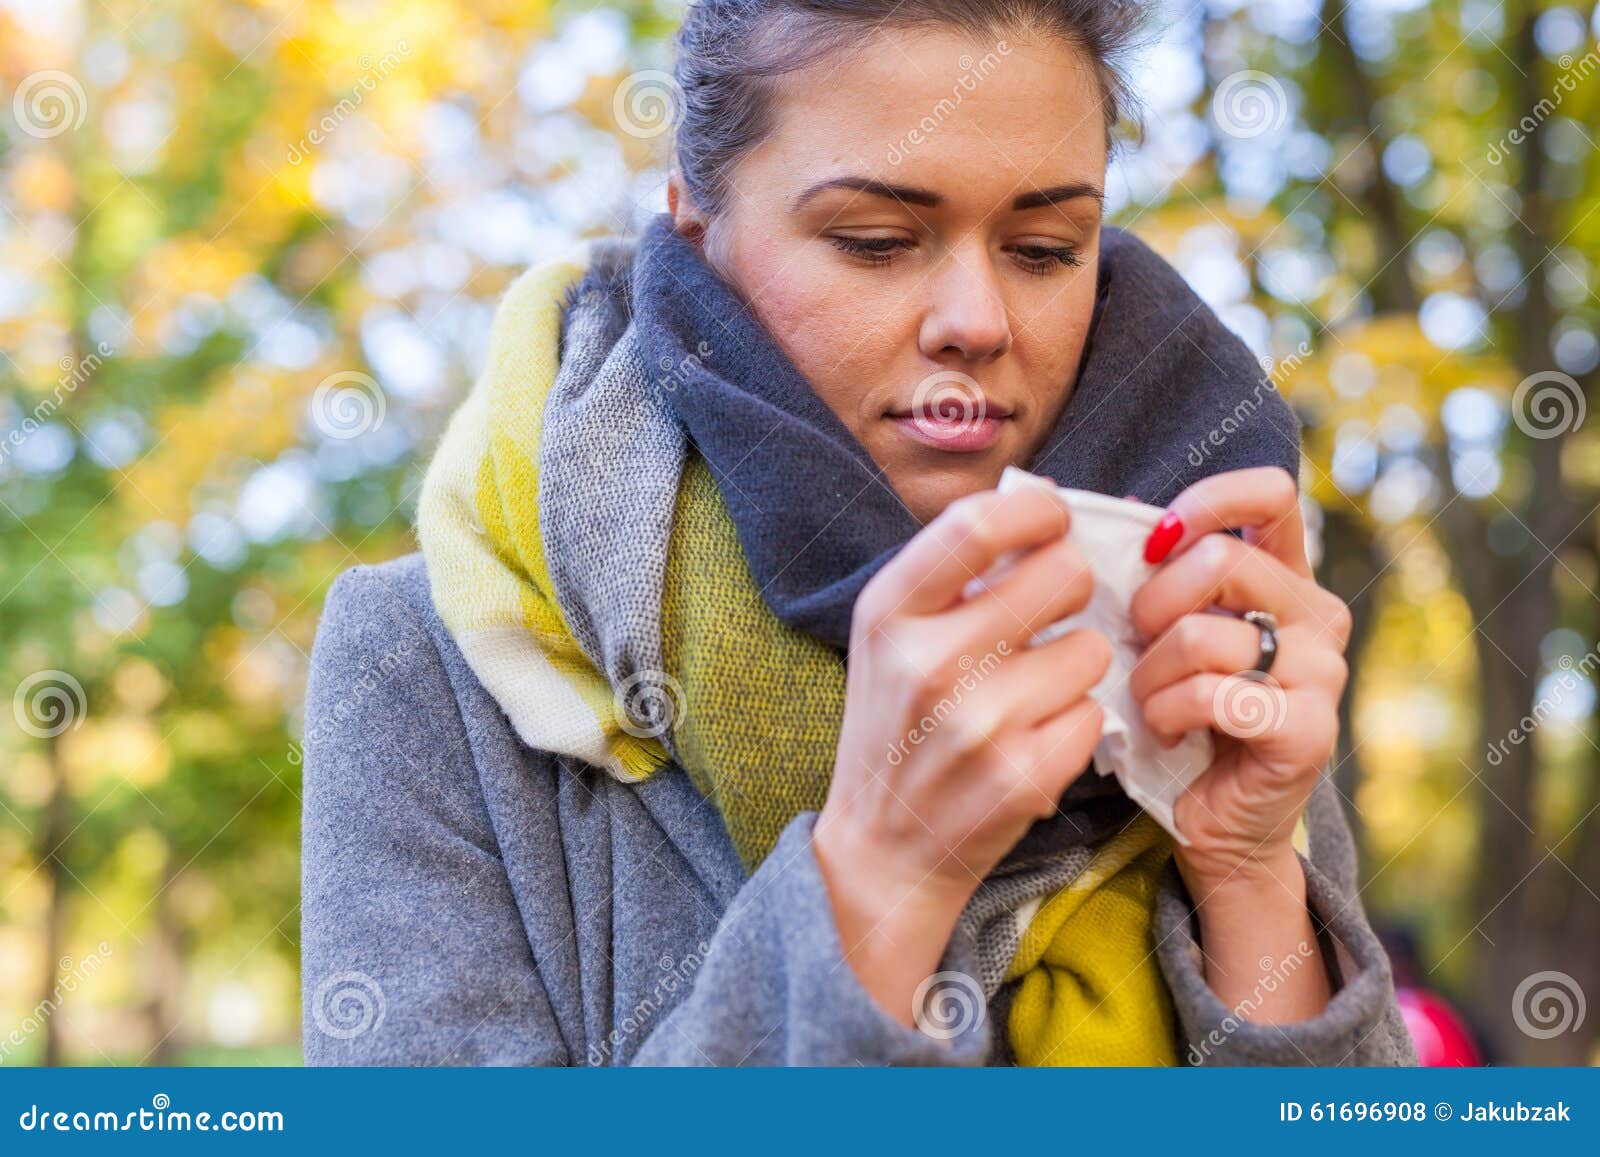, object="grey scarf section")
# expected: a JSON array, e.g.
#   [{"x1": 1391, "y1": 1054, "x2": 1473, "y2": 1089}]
[{"x1": 536, "y1": 234, "x2": 1144, "y2": 1034}]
